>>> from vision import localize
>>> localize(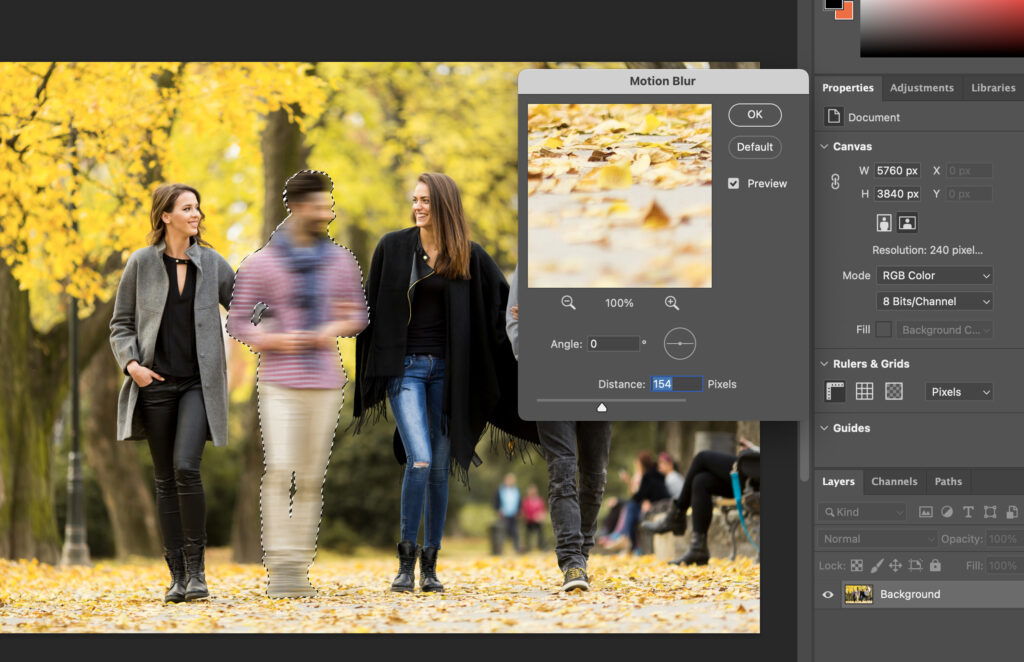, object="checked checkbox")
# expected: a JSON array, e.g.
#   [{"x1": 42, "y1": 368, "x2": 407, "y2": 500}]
[{"x1": 728, "y1": 177, "x2": 740, "y2": 189}]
